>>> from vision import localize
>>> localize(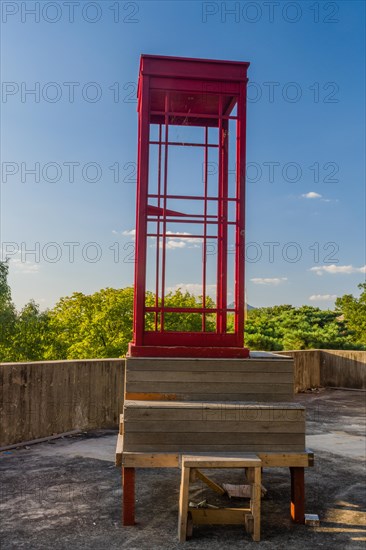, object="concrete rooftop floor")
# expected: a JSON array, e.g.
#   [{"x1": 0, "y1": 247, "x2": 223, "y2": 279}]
[{"x1": 0, "y1": 389, "x2": 365, "y2": 549}]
